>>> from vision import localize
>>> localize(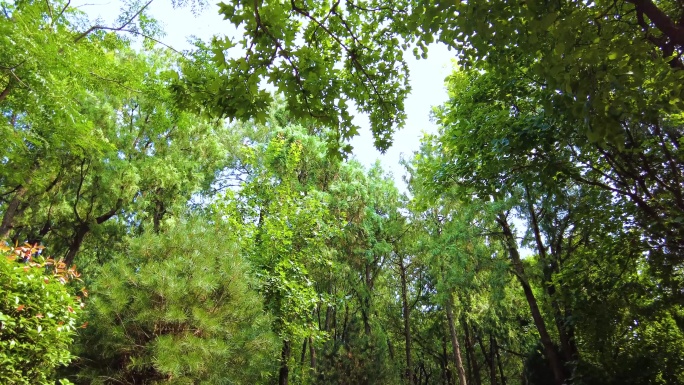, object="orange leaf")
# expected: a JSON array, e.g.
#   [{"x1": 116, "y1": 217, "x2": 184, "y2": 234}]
[{"x1": 16, "y1": 304, "x2": 25, "y2": 312}]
